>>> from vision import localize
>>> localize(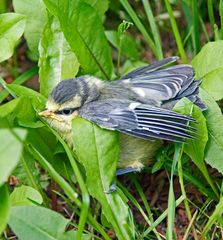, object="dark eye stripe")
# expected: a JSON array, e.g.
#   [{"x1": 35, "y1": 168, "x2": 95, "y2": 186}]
[{"x1": 55, "y1": 108, "x2": 78, "y2": 115}]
